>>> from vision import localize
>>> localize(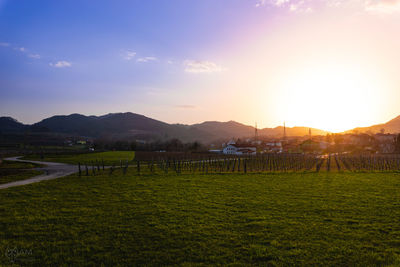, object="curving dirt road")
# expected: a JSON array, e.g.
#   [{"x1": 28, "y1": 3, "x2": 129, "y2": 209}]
[{"x1": 0, "y1": 157, "x2": 78, "y2": 189}]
